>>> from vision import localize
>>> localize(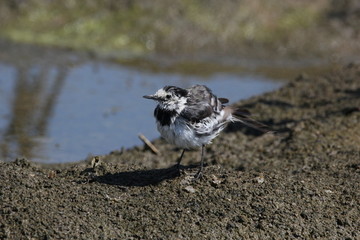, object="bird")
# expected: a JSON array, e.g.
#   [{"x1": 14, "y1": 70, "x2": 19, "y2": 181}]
[{"x1": 143, "y1": 85, "x2": 270, "y2": 178}]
